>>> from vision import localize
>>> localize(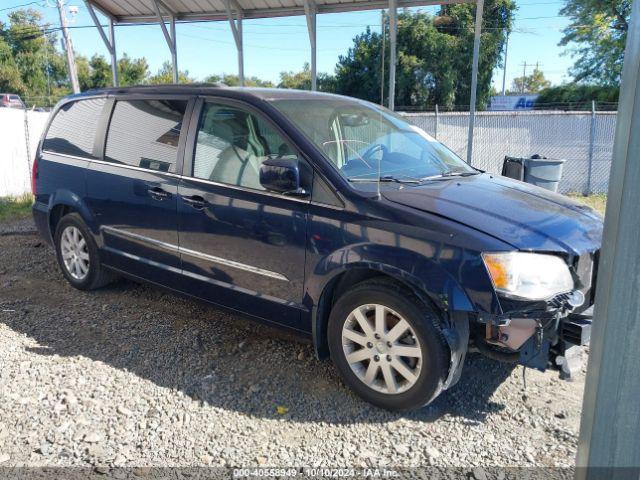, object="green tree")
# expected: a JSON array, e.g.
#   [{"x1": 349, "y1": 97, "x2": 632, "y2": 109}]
[
  {"x1": 278, "y1": 63, "x2": 335, "y2": 91},
  {"x1": 509, "y1": 67, "x2": 551, "y2": 94},
  {"x1": 0, "y1": 8, "x2": 150, "y2": 104},
  {"x1": 559, "y1": 0, "x2": 630, "y2": 85},
  {"x1": 333, "y1": 27, "x2": 385, "y2": 103},
  {"x1": 279, "y1": 63, "x2": 312, "y2": 89},
  {"x1": 89, "y1": 55, "x2": 112, "y2": 88},
  {"x1": 148, "y1": 61, "x2": 193, "y2": 84},
  {"x1": 334, "y1": 3, "x2": 515, "y2": 110},
  {"x1": 536, "y1": 83, "x2": 619, "y2": 110},
  {"x1": 204, "y1": 73, "x2": 274, "y2": 87},
  {"x1": 78, "y1": 53, "x2": 149, "y2": 90},
  {"x1": 117, "y1": 54, "x2": 149, "y2": 86},
  {"x1": 0, "y1": 38, "x2": 26, "y2": 95},
  {"x1": 0, "y1": 9, "x2": 68, "y2": 105}
]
